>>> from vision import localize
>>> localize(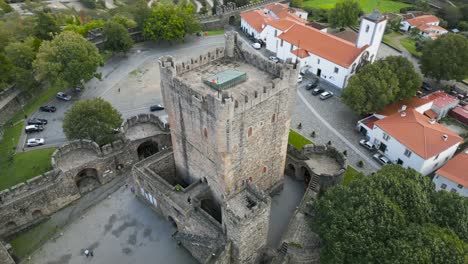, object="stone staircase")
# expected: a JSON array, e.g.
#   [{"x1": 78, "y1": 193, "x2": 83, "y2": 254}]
[{"x1": 308, "y1": 174, "x2": 320, "y2": 193}]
